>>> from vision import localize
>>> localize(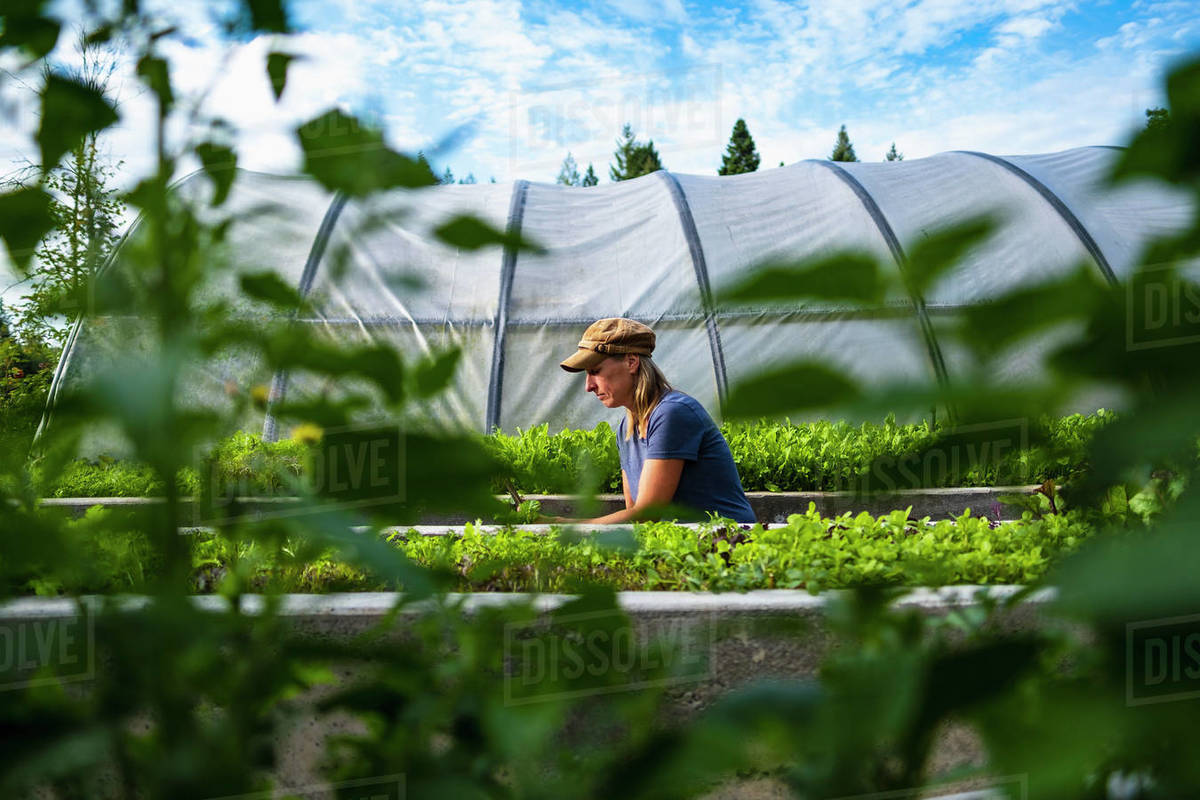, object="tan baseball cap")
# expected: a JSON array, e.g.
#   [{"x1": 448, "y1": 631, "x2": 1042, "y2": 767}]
[{"x1": 559, "y1": 317, "x2": 656, "y2": 373}]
